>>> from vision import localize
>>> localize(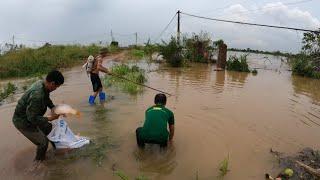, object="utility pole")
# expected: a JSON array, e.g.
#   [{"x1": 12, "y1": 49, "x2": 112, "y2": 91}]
[
  {"x1": 12, "y1": 35, "x2": 15, "y2": 47},
  {"x1": 135, "y1": 32, "x2": 138, "y2": 46},
  {"x1": 177, "y1": 10, "x2": 181, "y2": 44},
  {"x1": 111, "y1": 30, "x2": 114, "y2": 41}
]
